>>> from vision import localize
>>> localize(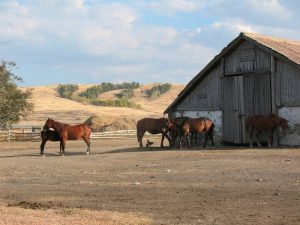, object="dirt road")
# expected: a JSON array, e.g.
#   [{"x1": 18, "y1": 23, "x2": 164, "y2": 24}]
[{"x1": 0, "y1": 140, "x2": 299, "y2": 225}]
